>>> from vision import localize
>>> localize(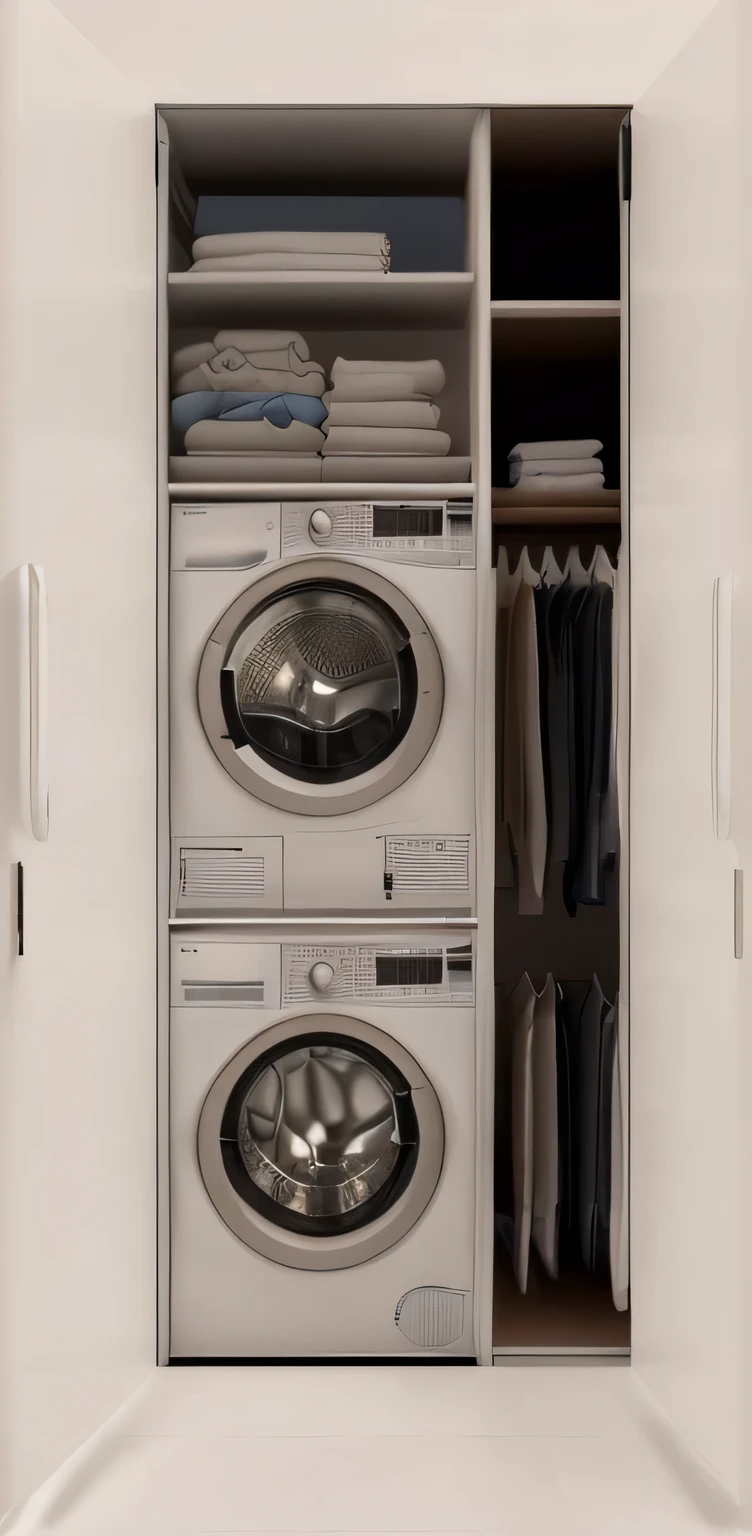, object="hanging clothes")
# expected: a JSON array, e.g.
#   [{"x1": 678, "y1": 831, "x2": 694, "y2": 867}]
[
  {"x1": 497, "y1": 543, "x2": 619, "y2": 917},
  {"x1": 498, "y1": 551, "x2": 547, "y2": 915},
  {"x1": 499, "y1": 969, "x2": 626, "y2": 1307}
]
